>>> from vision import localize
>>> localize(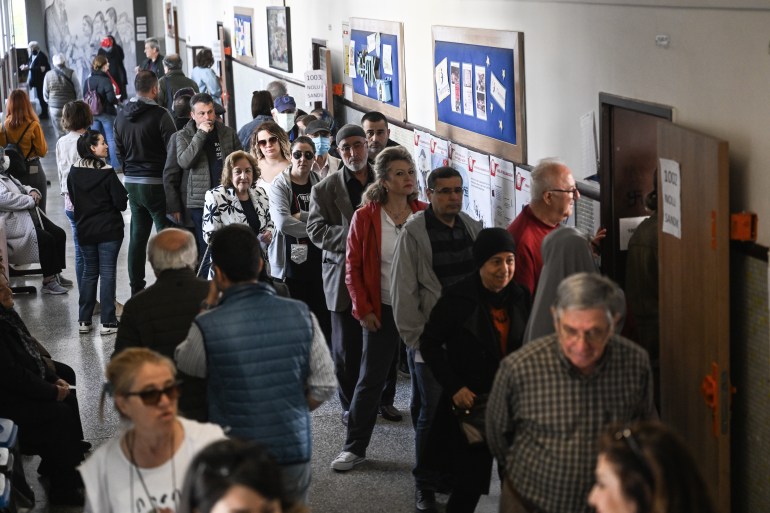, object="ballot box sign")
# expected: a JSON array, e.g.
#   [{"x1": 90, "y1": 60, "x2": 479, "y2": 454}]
[
  {"x1": 304, "y1": 71, "x2": 326, "y2": 106},
  {"x1": 660, "y1": 158, "x2": 681, "y2": 239}
]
